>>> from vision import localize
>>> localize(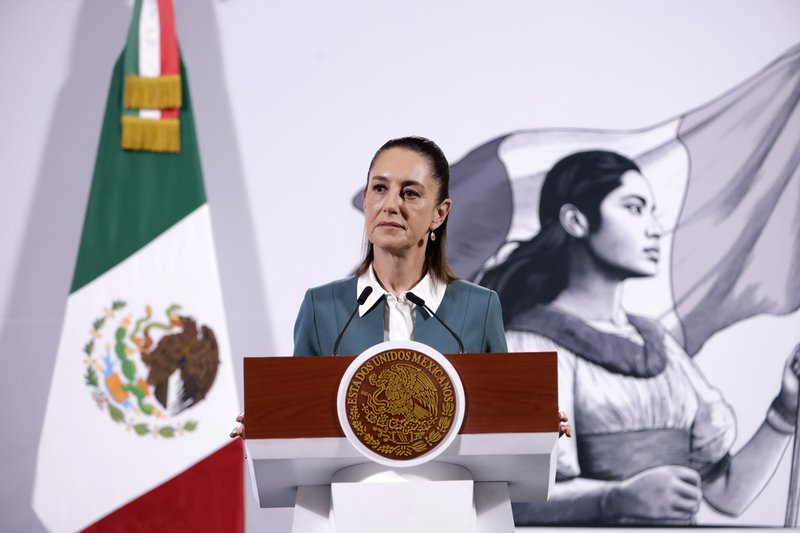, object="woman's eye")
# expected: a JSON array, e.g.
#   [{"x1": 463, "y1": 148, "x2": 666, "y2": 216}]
[
  {"x1": 625, "y1": 204, "x2": 643, "y2": 215},
  {"x1": 402, "y1": 189, "x2": 420, "y2": 199},
  {"x1": 372, "y1": 184, "x2": 387, "y2": 193}
]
